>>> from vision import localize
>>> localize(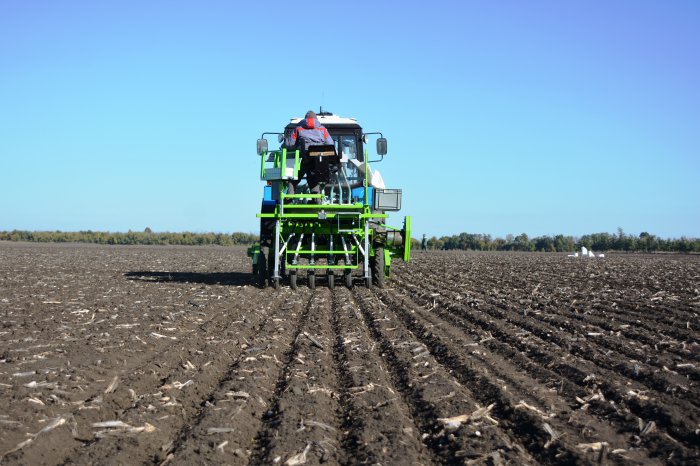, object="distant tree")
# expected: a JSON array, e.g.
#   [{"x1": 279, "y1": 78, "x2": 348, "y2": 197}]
[
  {"x1": 513, "y1": 233, "x2": 532, "y2": 251},
  {"x1": 426, "y1": 236, "x2": 439, "y2": 250},
  {"x1": 638, "y1": 232, "x2": 657, "y2": 252}
]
